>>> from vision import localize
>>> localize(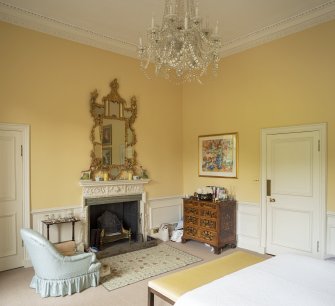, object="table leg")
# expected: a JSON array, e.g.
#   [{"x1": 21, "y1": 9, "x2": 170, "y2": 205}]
[
  {"x1": 72, "y1": 221, "x2": 75, "y2": 241},
  {"x1": 46, "y1": 224, "x2": 50, "y2": 240}
]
